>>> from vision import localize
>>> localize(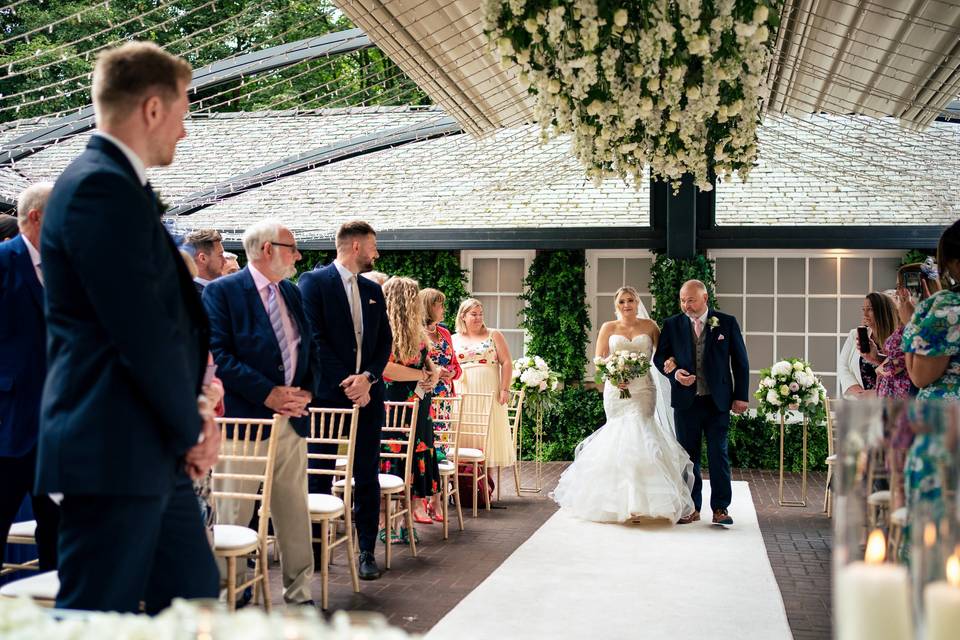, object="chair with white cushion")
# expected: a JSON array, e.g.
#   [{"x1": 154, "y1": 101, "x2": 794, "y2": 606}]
[
  {"x1": 305, "y1": 405, "x2": 360, "y2": 609},
  {"x1": 211, "y1": 415, "x2": 280, "y2": 612},
  {"x1": 0, "y1": 569, "x2": 59, "y2": 606},
  {"x1": 454, "y1": 392, "x2": 495, "y2": 517},
  {"x1": 432, "y1": 395, "x2": 465, "y2": 539},
  {"x1": 378, "y1": 400, "x2": 419, "y2": 569},
  {"x1": 1, "y1": 519, "x2": 39, "y2": 576}
]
